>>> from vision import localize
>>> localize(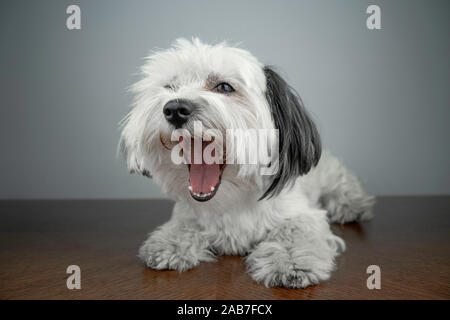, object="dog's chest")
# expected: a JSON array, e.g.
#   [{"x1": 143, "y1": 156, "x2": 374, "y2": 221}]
[{"x1": 198, "y1": 208, "x2": 275, "y2": 255}]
